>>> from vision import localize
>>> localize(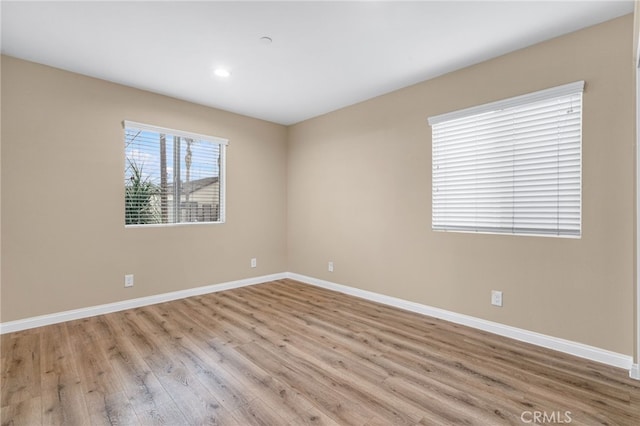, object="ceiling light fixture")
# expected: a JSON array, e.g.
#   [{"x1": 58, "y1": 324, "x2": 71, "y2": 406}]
[
  {"x1": 213, "y1": 68, "x2": 231, "y2": 78},
  {"x1": 260, "y1": 36, "x2": 272, "y2": 44}
]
